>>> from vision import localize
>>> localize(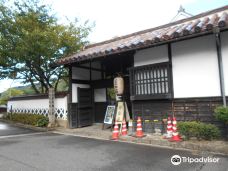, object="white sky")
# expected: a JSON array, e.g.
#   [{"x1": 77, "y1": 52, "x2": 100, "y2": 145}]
[
  {"x1": 45, "y1": 0, "x2": 197, "y2": 43},
  {"x1": 0, "y1": 0, "x2": 227, "y2": 93}
]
